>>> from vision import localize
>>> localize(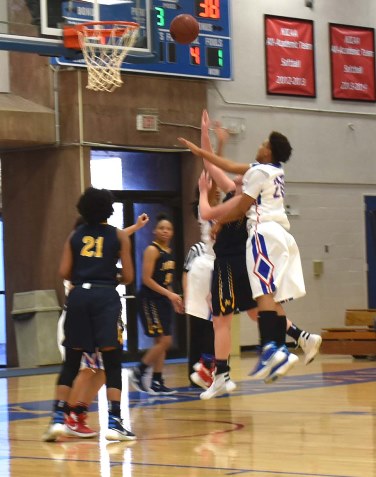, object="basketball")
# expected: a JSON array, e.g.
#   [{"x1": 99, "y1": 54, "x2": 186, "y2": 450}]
[{"x1": 170, "y1": 14, "x2": 199, "y2": 45}]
